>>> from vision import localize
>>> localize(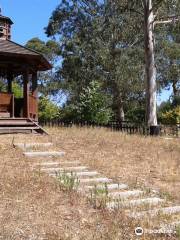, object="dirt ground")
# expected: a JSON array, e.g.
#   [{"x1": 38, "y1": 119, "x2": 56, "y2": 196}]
[{"x1": 0, "y1": 127, "x2": 179, "y2": 240}]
